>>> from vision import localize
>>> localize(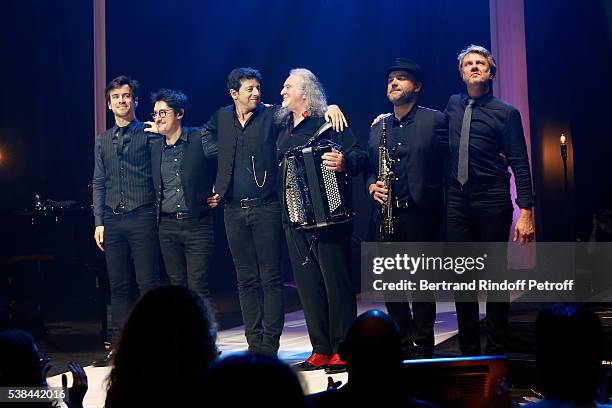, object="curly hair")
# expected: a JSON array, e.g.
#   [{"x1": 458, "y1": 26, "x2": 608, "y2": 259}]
[{"x1": 226, "y1": 67, "x2": 262, "y2": 93}]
